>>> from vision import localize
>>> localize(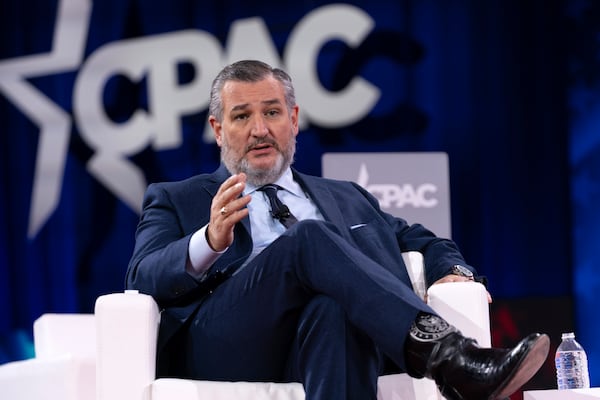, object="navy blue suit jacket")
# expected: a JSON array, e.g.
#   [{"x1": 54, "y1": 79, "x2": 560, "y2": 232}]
[{"x1": 126, "y1": 165, "x2": 472, "y2": 374}]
